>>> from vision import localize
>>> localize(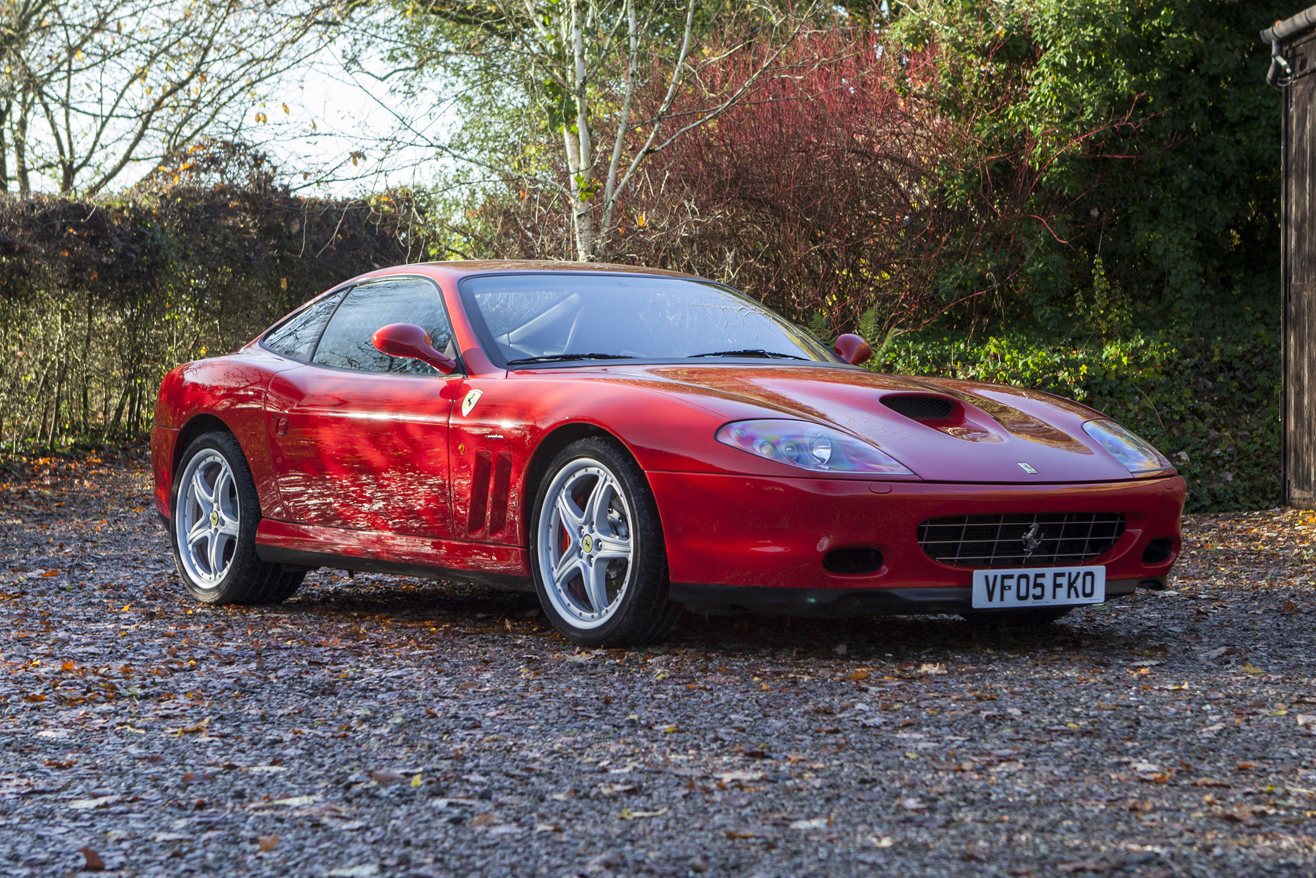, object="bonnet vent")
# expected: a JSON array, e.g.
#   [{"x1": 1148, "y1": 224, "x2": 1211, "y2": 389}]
[{"x1": 882, "y1": 395, "x2": 955, "y2": 421}]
